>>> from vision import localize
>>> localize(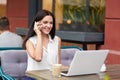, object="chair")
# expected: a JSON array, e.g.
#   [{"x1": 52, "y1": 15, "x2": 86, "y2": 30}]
[
  {"x1": 0, "y1": 47, "x2": 23, "y2": 50},
  {"x1": 0, "y1": 50, "x2": 27, "y2": 80},
  {"x1": 61, "y1": 46, "x2": 82, "y2": 66}
]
